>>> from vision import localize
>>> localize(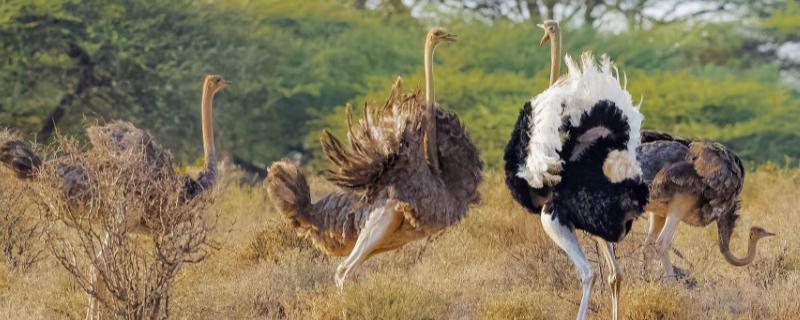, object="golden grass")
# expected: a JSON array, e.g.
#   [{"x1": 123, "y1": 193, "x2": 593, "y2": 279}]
[{"x1": 0, "y1": 167, "x2": 798, "y2": 319}]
